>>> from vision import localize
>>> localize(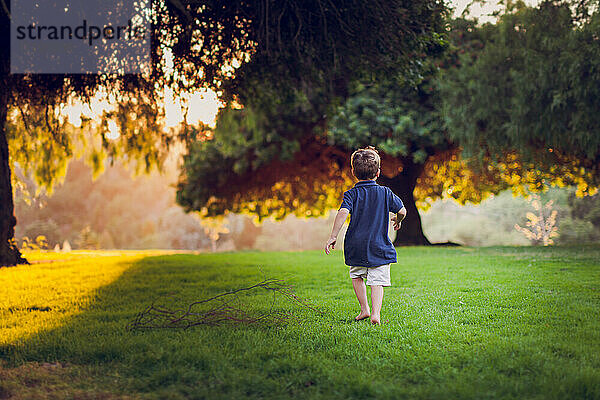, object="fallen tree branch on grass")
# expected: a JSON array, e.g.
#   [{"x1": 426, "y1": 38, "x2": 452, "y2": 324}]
[{"x1": 126, "y1": 278, "x2": 323, "y2": 331}]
